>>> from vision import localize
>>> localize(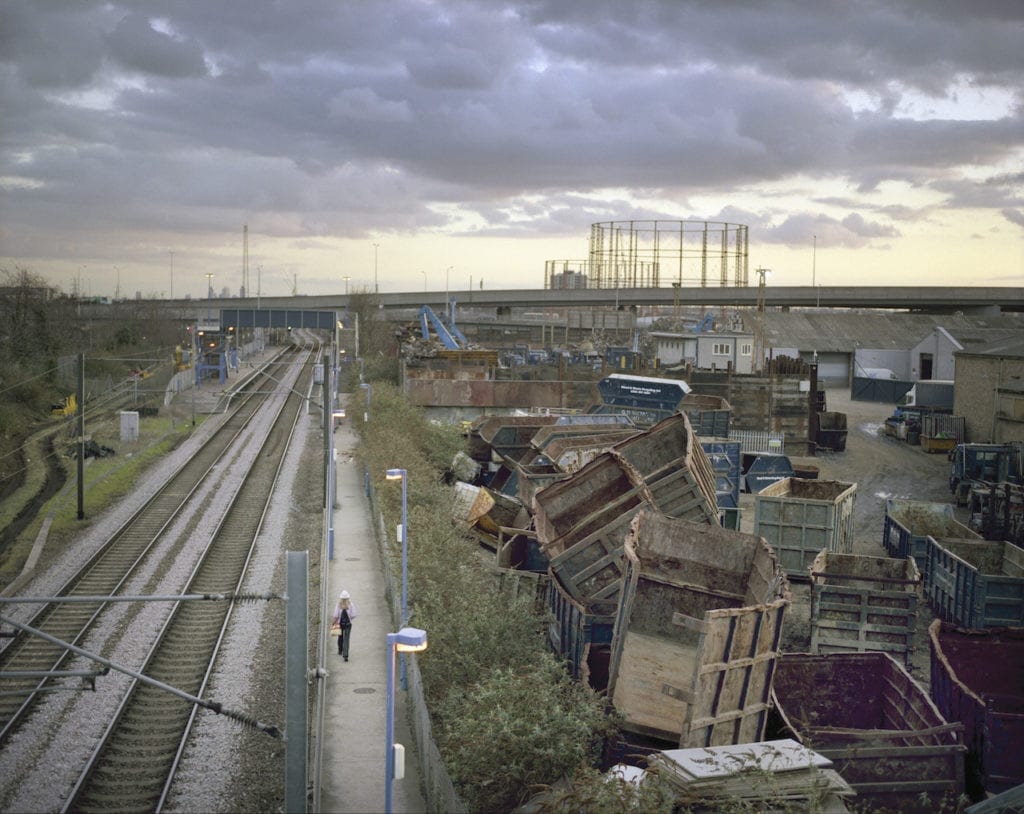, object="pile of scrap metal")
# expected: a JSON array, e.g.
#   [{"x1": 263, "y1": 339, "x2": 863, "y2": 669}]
[
  {"x1": 396, "y1": 304, "x2": 486, "y2": 360},
  {"x1": 453, "y1": 413, "x2": 639, "y2": 566},
  {"x1": 454, "y1": 411, "x2": 792, "y2": 735},
  {"x1": 450, "y1": 409, "x2": 982, "y2": 807}
]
